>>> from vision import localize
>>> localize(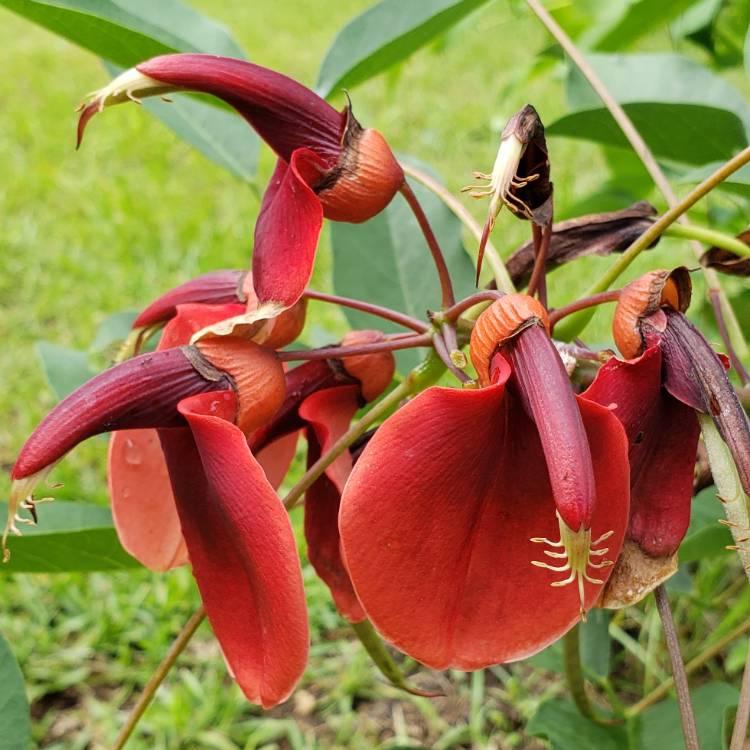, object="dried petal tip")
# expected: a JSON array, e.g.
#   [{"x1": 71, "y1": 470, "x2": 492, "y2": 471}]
[
  {"x1": 463, "y1": 105, "x2": 553, "y2": 281},
  {"x1": 3, "y1": 467, "x2": 55, "y2": 562},
  {"x1": 470, "y1": 294, "x2": 549, "y2": 385},
  {"x1": 77, "y1": 67, "x2": 175, "y2": 148},
  {"x1": 316, "y1": 108, "x2": 404, "y2": 224},
  {"x1": 613, "y1": 267, "x2": 691, "y2": 359},
  {"x1": 531, "y1": 513, "x2": 614, "y2": 619}
]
